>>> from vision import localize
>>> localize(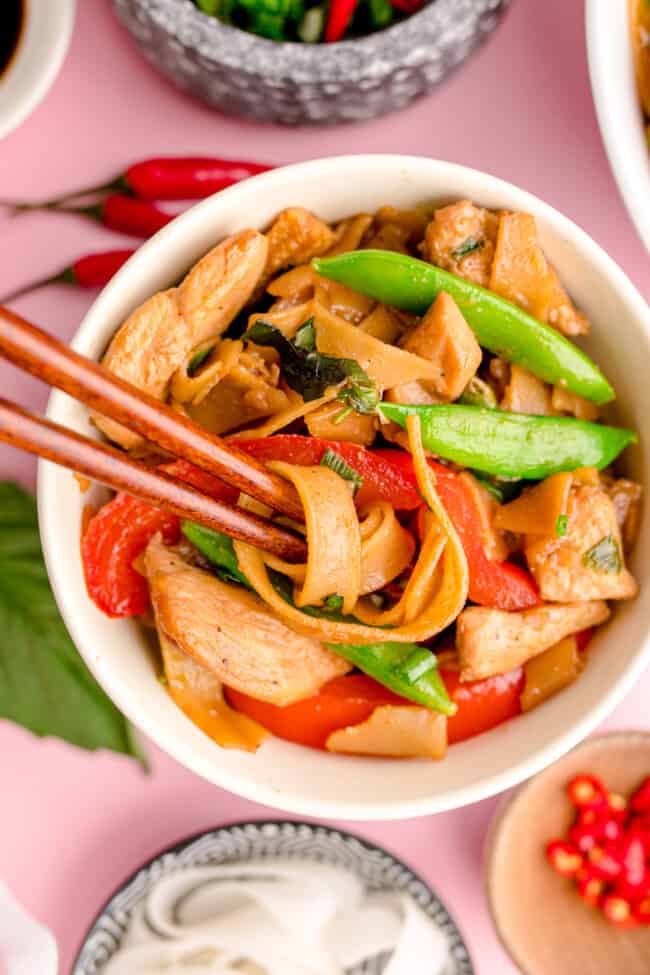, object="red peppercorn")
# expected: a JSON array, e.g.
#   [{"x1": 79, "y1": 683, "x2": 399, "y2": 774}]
[
  {"x1": 629, "y1": 777, "x2": 650, "y2": 814},
  {"x1": 602, "y1": 894, "x2": 638, "y2": 928},
  {"x1": 634, "y1": 897, "x2": 650, "y2": 924},
  {"x1": 587, "y1": 846, "x2": 622, "y2": 882},
  {"x1": 567, "y1": 774, "x2": 608, "y2": 811},
  {"x1": 546, "y1": 841, "x2": 584, "y2": 878},
  {"x1": 576, "y1": 867, "x2": 606, "y2": 906}
]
